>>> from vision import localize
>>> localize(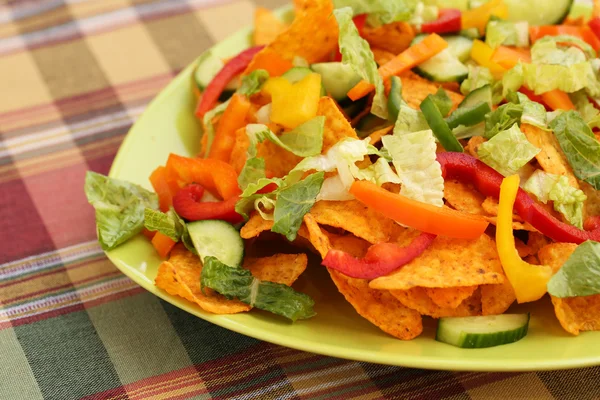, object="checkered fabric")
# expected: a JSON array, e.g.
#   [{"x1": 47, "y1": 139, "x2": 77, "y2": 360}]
[{"x1": 1, "y1": 1, "x2": 599, "y2": 399}]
